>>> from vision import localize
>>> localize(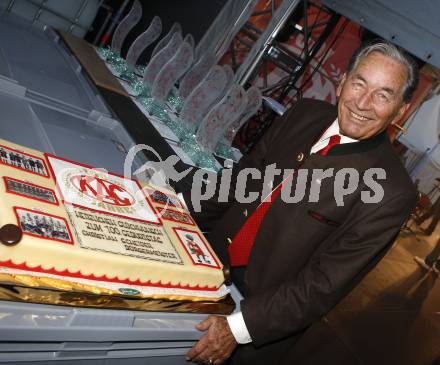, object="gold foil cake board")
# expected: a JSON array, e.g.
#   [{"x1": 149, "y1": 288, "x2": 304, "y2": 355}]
[{"x1": 0, "y1": 281, "x2": 235, "y2": 315}]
